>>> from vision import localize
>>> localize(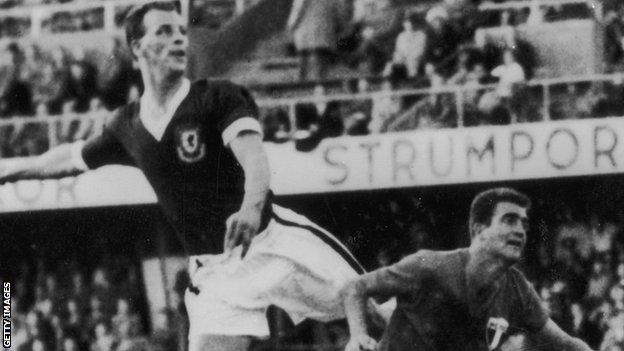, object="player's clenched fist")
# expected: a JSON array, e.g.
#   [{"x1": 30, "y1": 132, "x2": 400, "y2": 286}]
[
  {"x1": 345, "y1": 334, "x2": 378, "y2": 351},
  {"x1": 224, "y1": 206, "x2": 262, "y2": 258}
]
